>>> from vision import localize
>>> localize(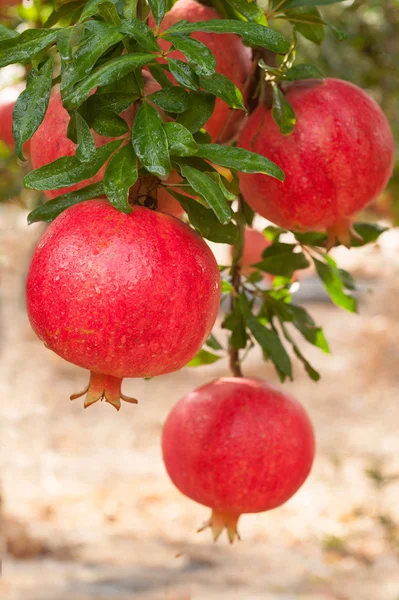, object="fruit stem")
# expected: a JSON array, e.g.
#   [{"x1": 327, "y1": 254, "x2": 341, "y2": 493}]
[
  {"x1": 228, "y1": 194, "x2": 246, "y2": 378},
  {"x1": 70, "y1": 372, "x2": 138, "y2": 411}
]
